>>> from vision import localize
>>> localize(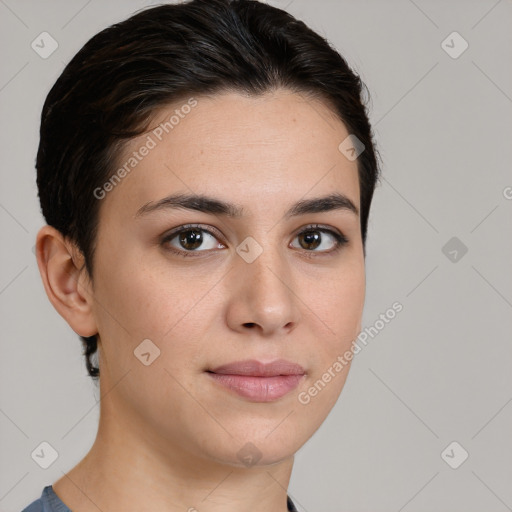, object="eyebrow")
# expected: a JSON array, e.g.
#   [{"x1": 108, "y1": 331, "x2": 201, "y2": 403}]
[{"x1": 135, "y1": 192, "x2": 359, "y2": 219}]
